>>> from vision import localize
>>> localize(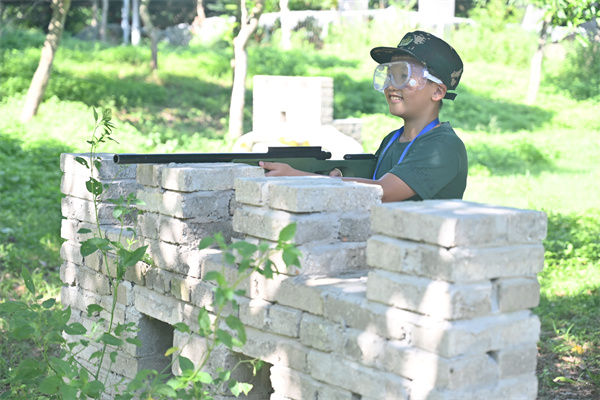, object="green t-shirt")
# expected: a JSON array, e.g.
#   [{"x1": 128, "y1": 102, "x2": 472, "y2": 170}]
[{"x1": 373, "y1": 122, "x2": 468, "y2": 201}]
